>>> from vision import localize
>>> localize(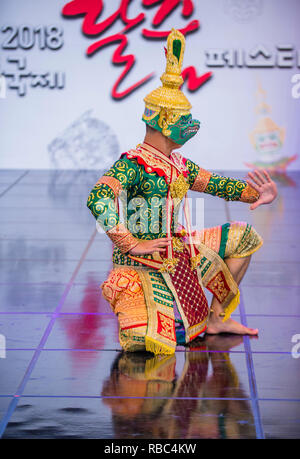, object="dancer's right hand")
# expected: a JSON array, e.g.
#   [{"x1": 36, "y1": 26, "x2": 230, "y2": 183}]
[{"x1": 129, "y1": 237, "x2": 172, "y2": 255}]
